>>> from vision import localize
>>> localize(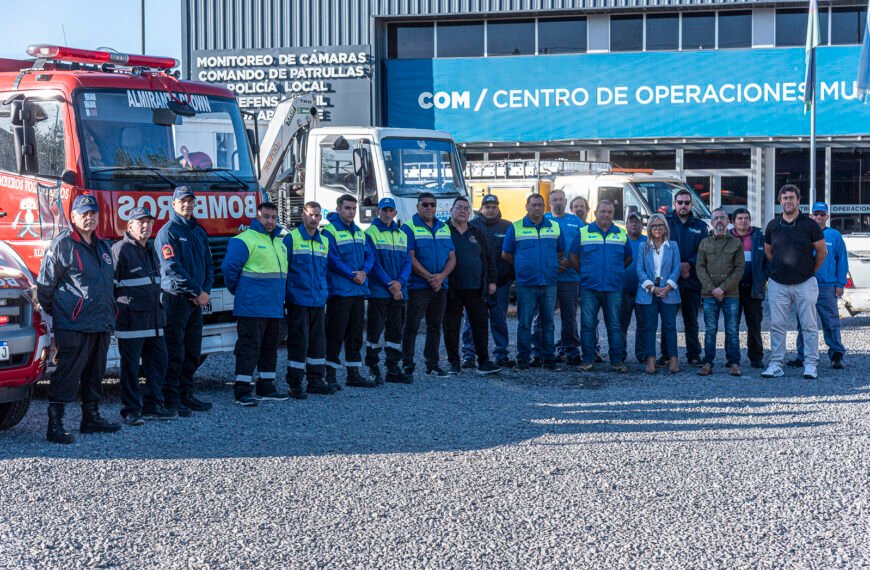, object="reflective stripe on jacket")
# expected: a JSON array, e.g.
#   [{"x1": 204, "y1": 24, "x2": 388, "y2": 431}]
[
  {"x1": 505, "y1": 216, "x2": 563, "y2": 287},
  {"x1": 222, "y1": 218, "x2": 288, "y2": 318},
  {"x1": 576, "y1": 223, "x2": 630, "y2": 292},
  {"x1": 402, "y1": 214, "x2": 454, "y2": 291},
  {"x1": 112, "y1": 232, "x2": 165, "y2": 338},
  {"x1": 365, "y1": 218, "x2": 411, "y2": 299},
  {"x1": 283, "y1": 227, "x2": 329, "y2": 307}
]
